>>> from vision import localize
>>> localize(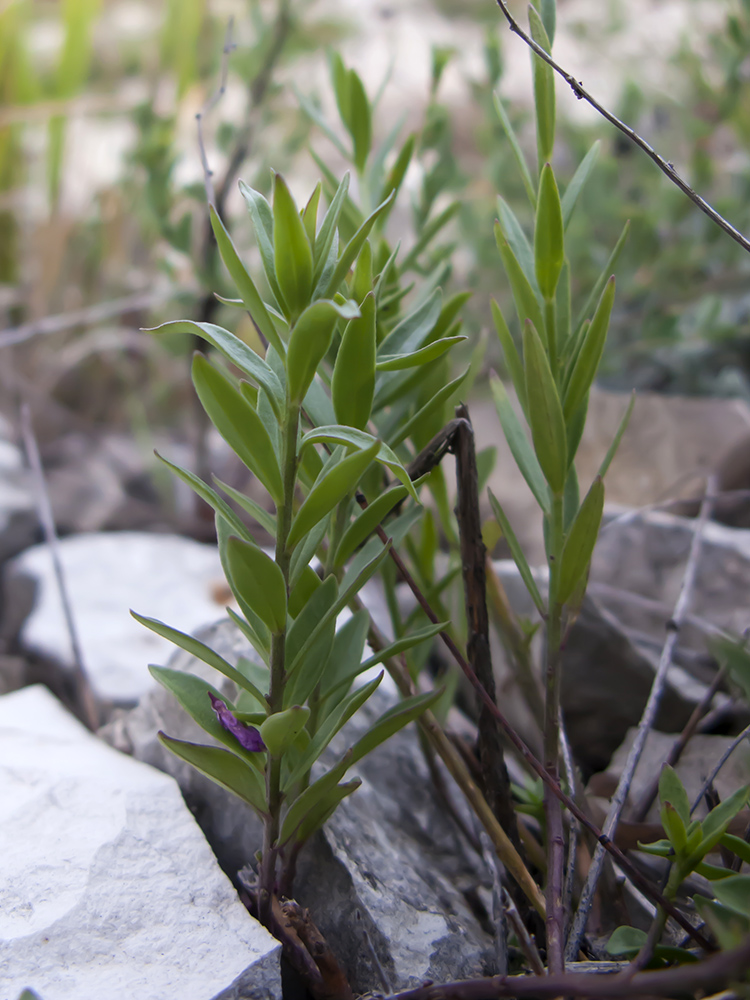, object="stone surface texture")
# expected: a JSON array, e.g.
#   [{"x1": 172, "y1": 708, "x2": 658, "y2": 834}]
[
  {"x1": 101, "y1": 619, "x2": 494, "y2": 993},
  {"x1": 1, "y1": 684, "x2": 281, "y2": 1000},
  {"x1": 8, "y1": 532, "x2": 232, "y2": 704}
]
